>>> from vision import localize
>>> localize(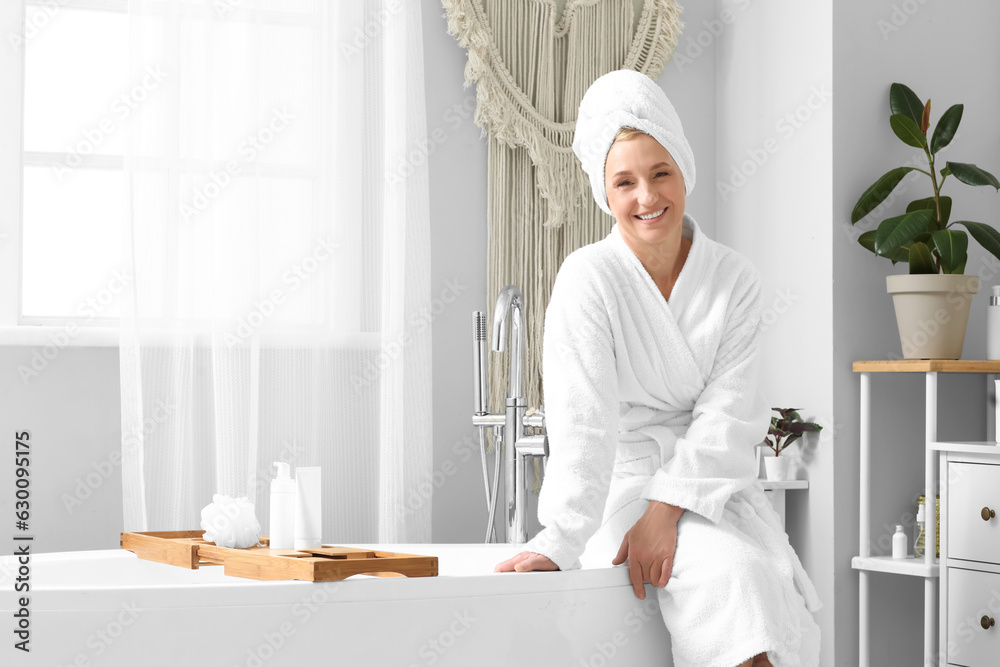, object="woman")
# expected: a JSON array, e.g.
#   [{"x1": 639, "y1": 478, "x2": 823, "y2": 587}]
[{"x1": 495, "y1": 70, "x2": 822, "y2": 667}]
